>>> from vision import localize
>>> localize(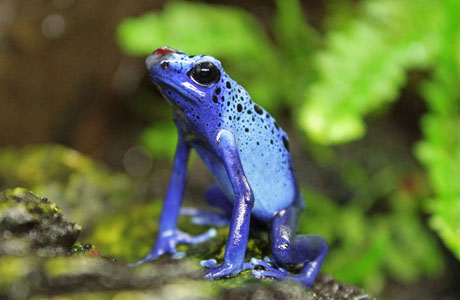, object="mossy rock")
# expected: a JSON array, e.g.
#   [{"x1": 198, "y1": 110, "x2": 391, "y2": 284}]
[
  {"x1": 0, "y1": 146, "x2": 378, "y2": 300},
  {"x1": 0, "y1": 188, "x2": 81, "y2": 257},
  {"x1": 0, "y1": 254, "x2": 376, "y2": 300},
  {"x1": 0, "y1": 188, "x2": 377, "y2": 300}
]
